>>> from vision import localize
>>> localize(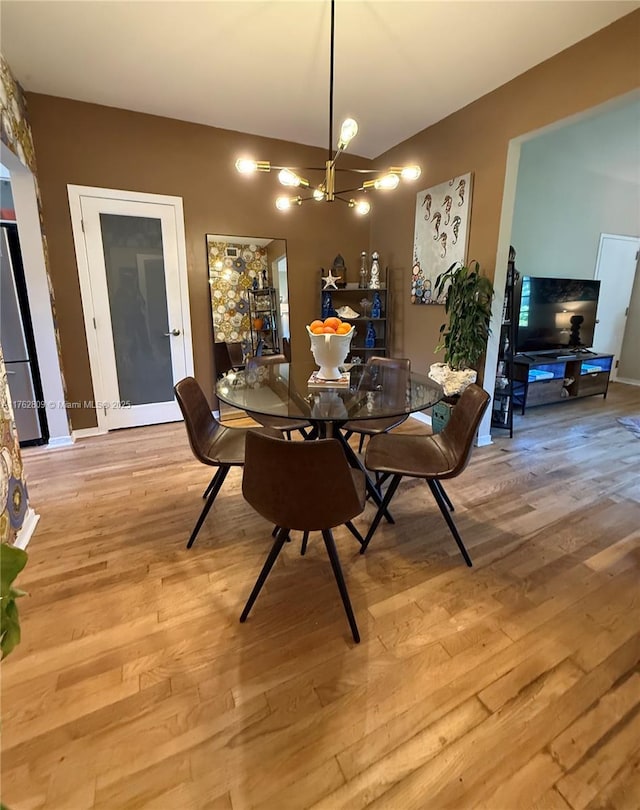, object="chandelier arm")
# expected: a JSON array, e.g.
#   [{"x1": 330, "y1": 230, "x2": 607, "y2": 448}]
[{"x1": 335, "y1": 185, "x2": 368, "y2": 195}]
